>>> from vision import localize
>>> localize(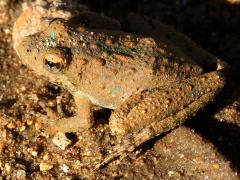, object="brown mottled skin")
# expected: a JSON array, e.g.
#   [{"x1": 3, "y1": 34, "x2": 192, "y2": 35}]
[{"x1": 16, "y1": 17, "x2": 226, "y2": 170}]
